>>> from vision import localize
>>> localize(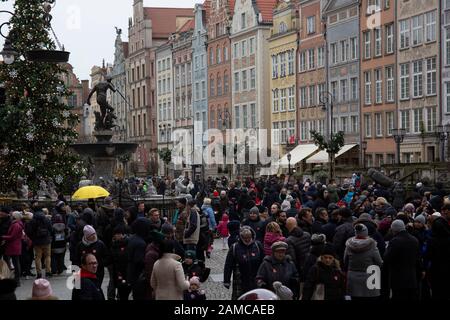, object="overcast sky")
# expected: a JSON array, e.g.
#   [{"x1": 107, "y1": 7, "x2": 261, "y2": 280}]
[{"x1": 1, "y1": 0, "x2": 198, "y2": 82}]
